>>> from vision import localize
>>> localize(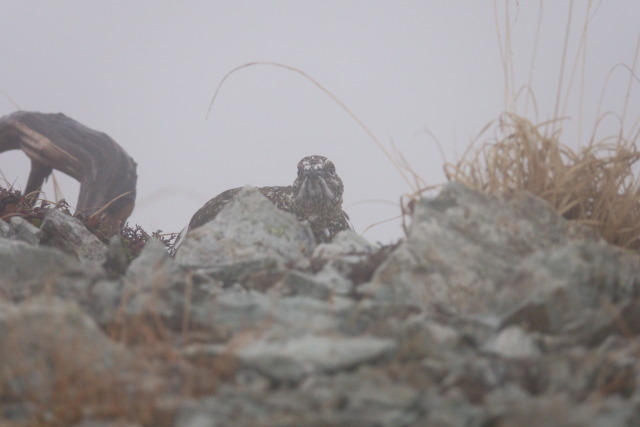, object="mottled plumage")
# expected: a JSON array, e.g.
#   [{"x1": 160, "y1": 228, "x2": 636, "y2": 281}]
[{"x1": 188, "y1": 155, "x2": 351, "y2": 242}]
